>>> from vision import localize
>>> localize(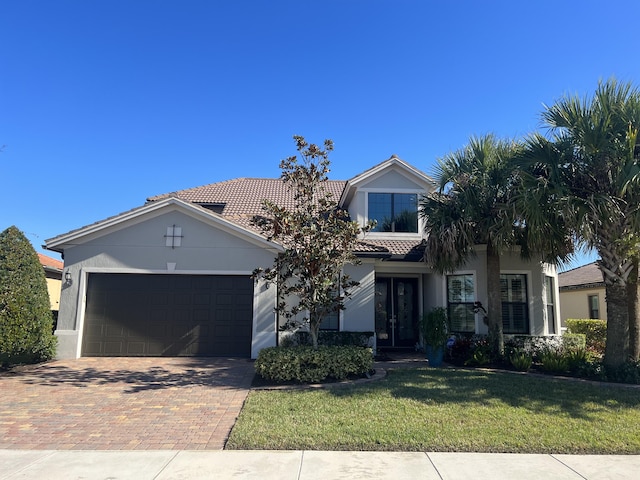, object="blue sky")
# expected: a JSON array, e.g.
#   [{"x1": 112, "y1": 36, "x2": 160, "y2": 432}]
[{"x1": 2, "y1": 1, "x2": 638, "y2": 270}]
